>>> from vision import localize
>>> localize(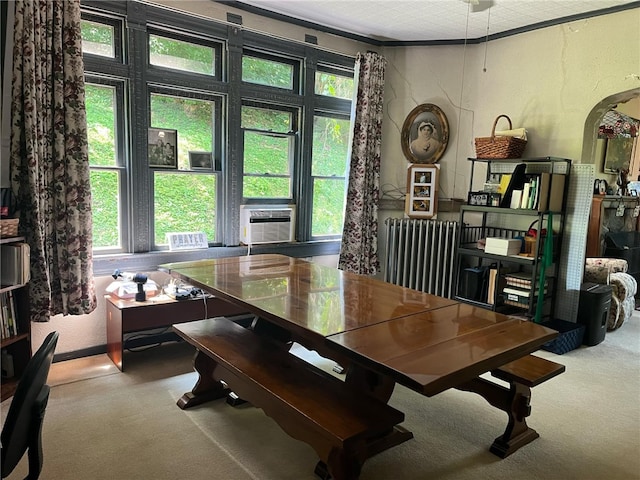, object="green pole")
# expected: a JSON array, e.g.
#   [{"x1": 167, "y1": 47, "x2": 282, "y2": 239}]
[{"x1": 534, "y1": 212, "x2": 553, "y2": 324}]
